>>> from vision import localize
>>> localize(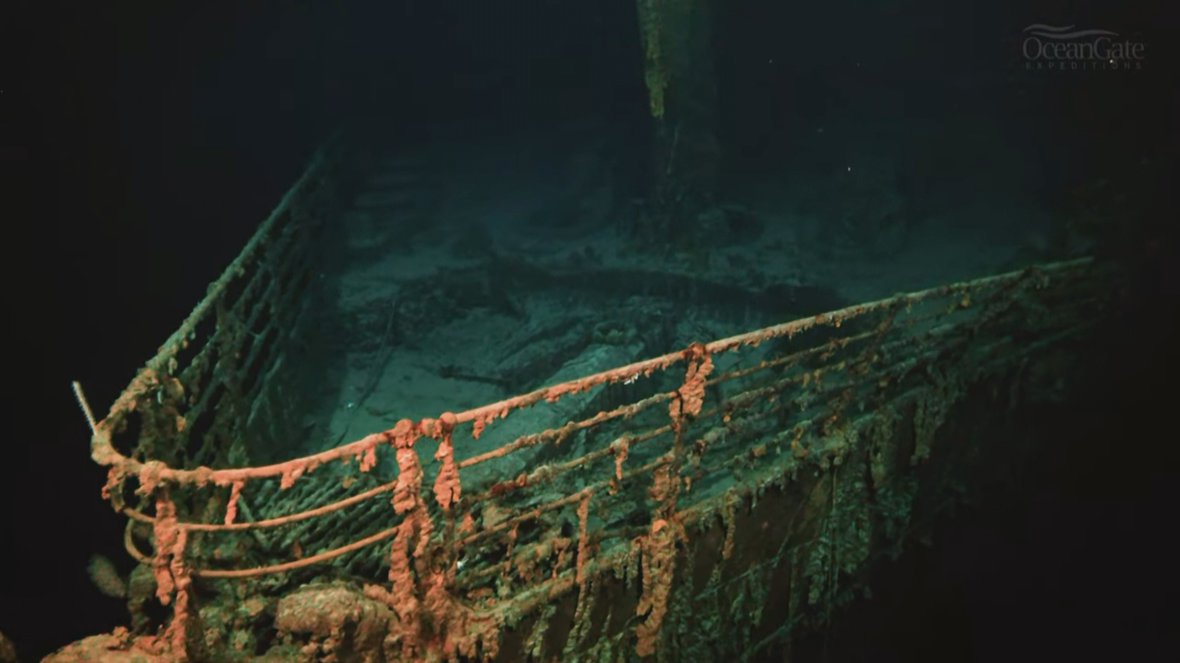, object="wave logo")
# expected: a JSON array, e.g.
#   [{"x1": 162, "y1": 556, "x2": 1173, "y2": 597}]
[{"x1": 1021, "y1": 24, "x2": 1146, "y2": 70}]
